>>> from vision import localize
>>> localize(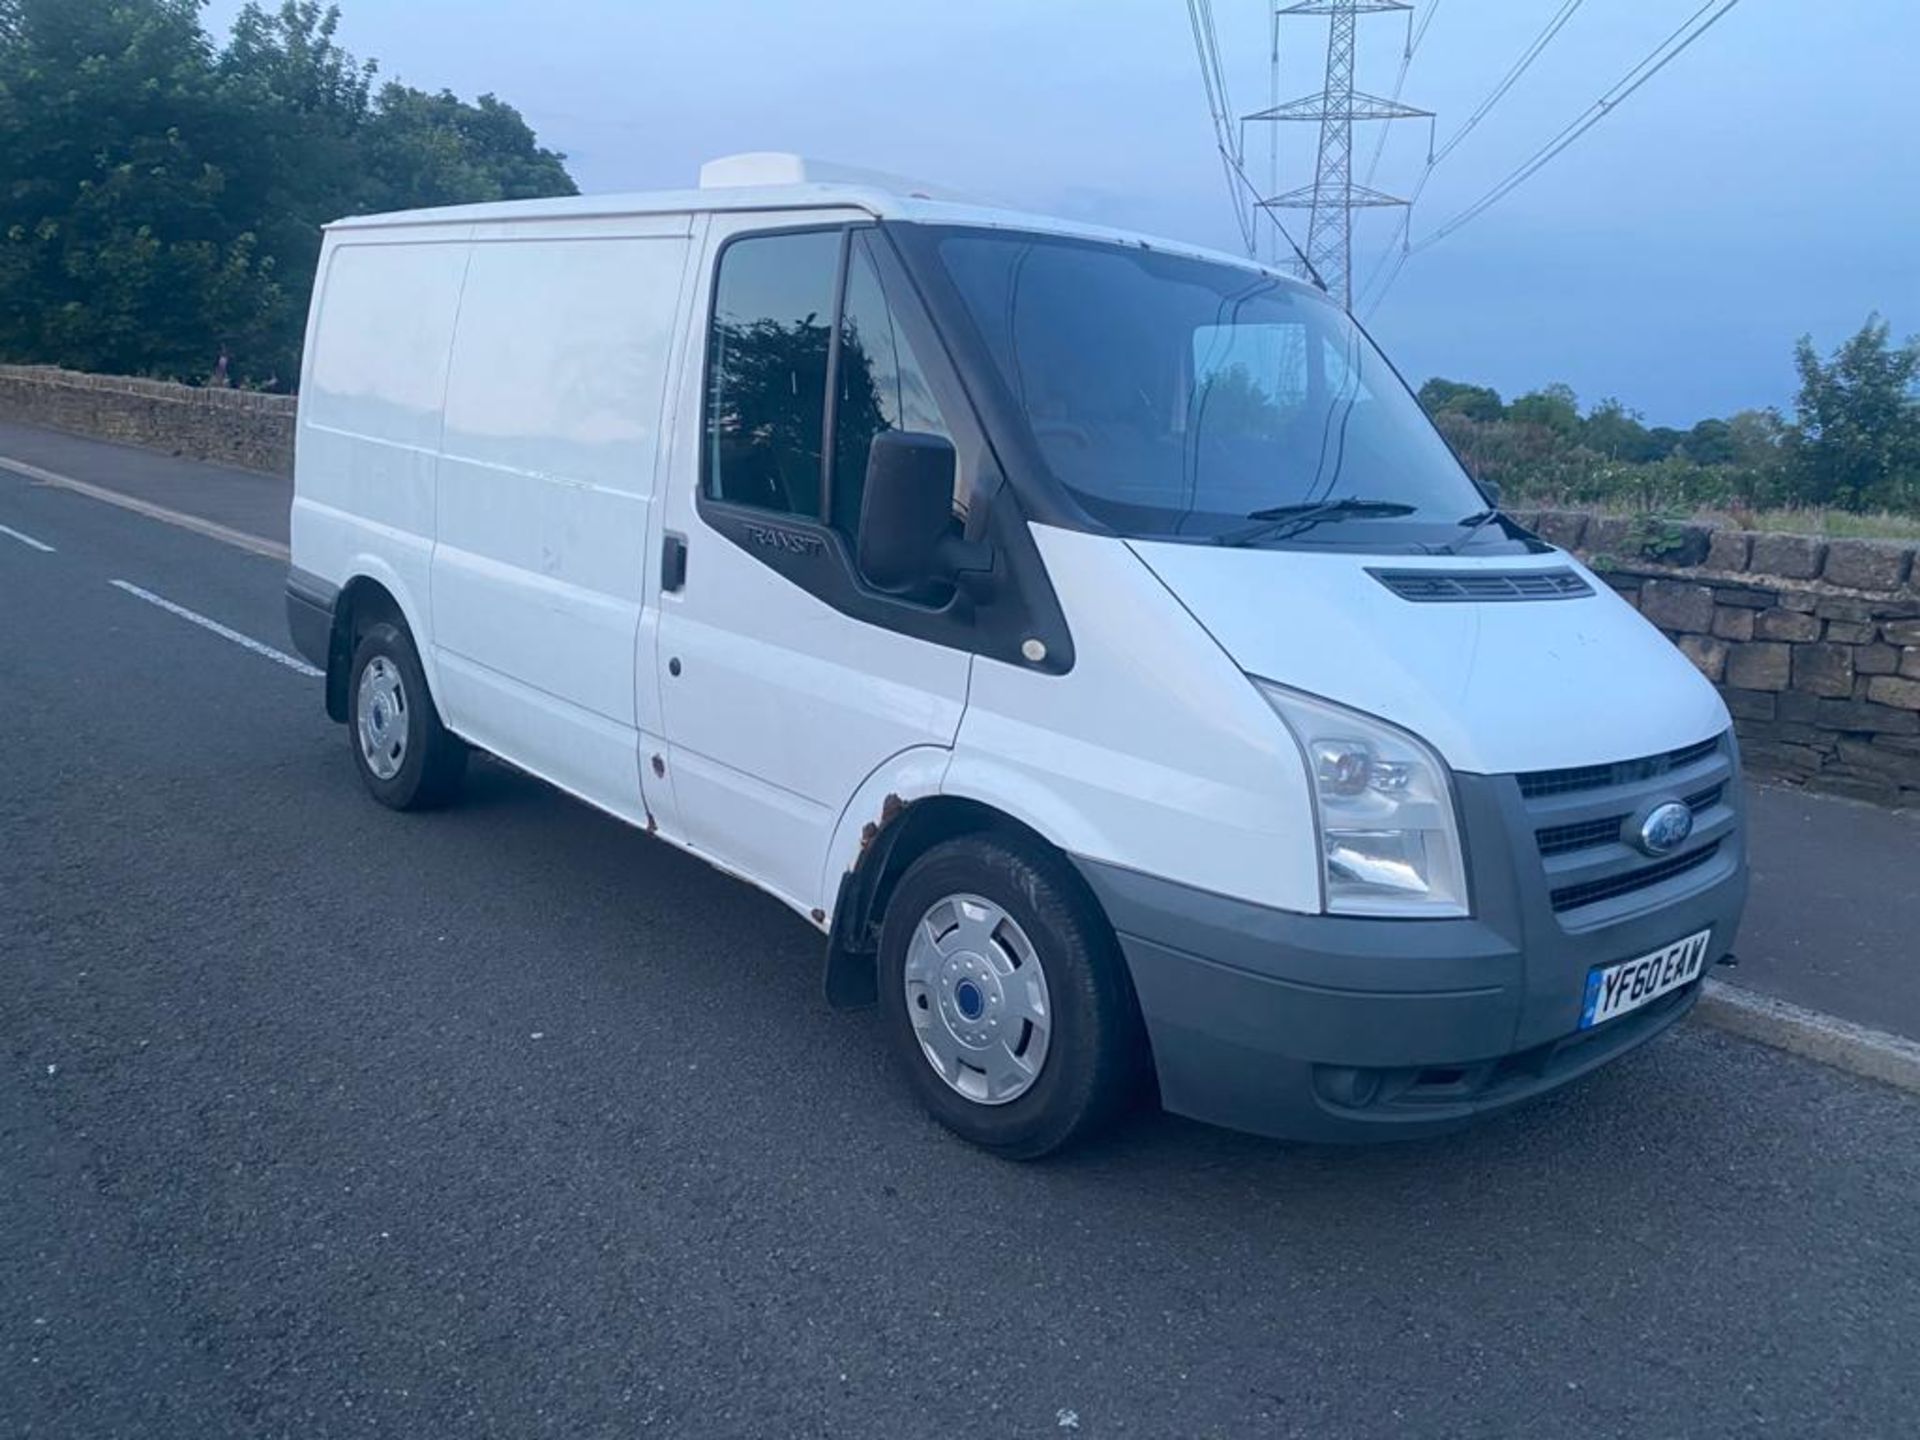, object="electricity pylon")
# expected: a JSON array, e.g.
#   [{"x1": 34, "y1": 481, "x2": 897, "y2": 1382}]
[{"x1": 1246, "y1": 1, "x2": 1428, "y2": 309}]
